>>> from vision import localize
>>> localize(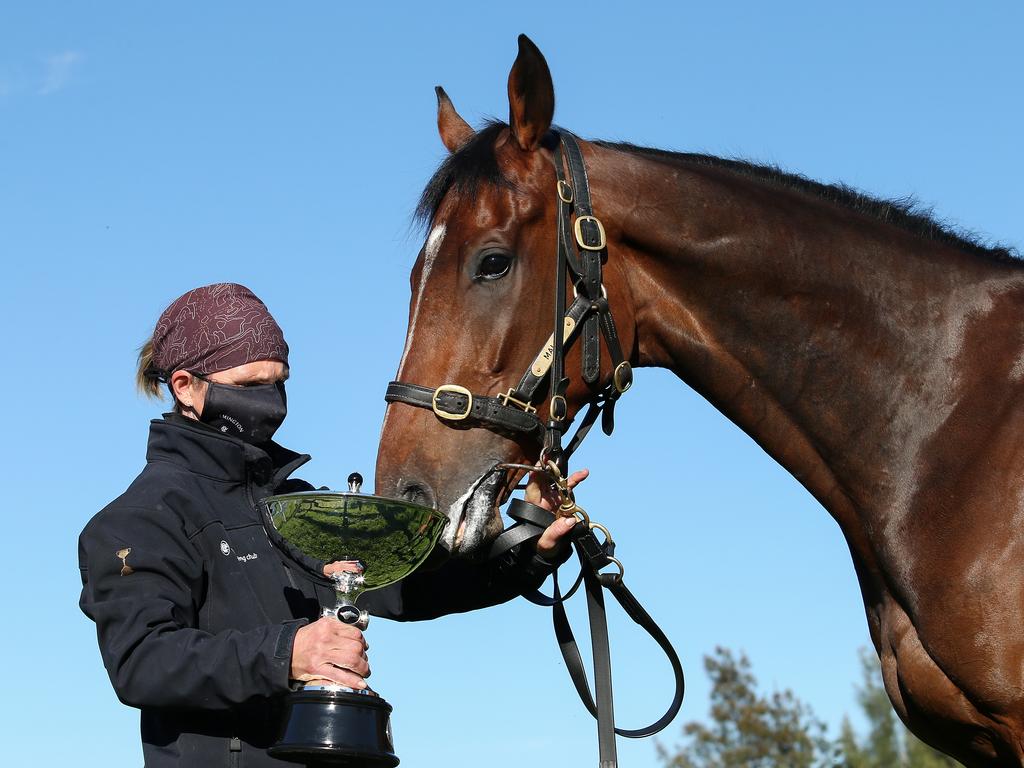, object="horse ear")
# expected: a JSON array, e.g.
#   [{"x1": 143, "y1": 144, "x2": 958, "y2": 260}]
[
  {"x1": 436, "y1": 86, "x2": 473, "y2": 154},
  {"x1": 507, "y1": 34, "x2": 554, "y2": 151}
]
